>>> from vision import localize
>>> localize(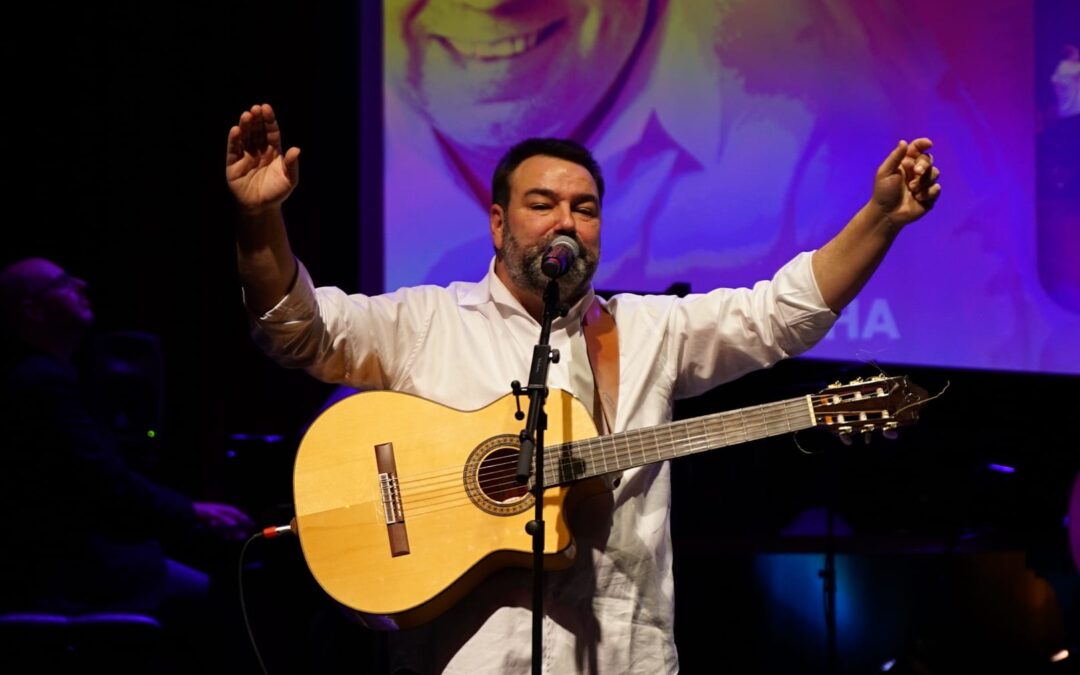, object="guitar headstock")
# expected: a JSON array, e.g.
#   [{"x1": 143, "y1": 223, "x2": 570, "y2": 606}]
[{"x1": 812, "y1": 375, "x2": 930, "y2": 444}]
